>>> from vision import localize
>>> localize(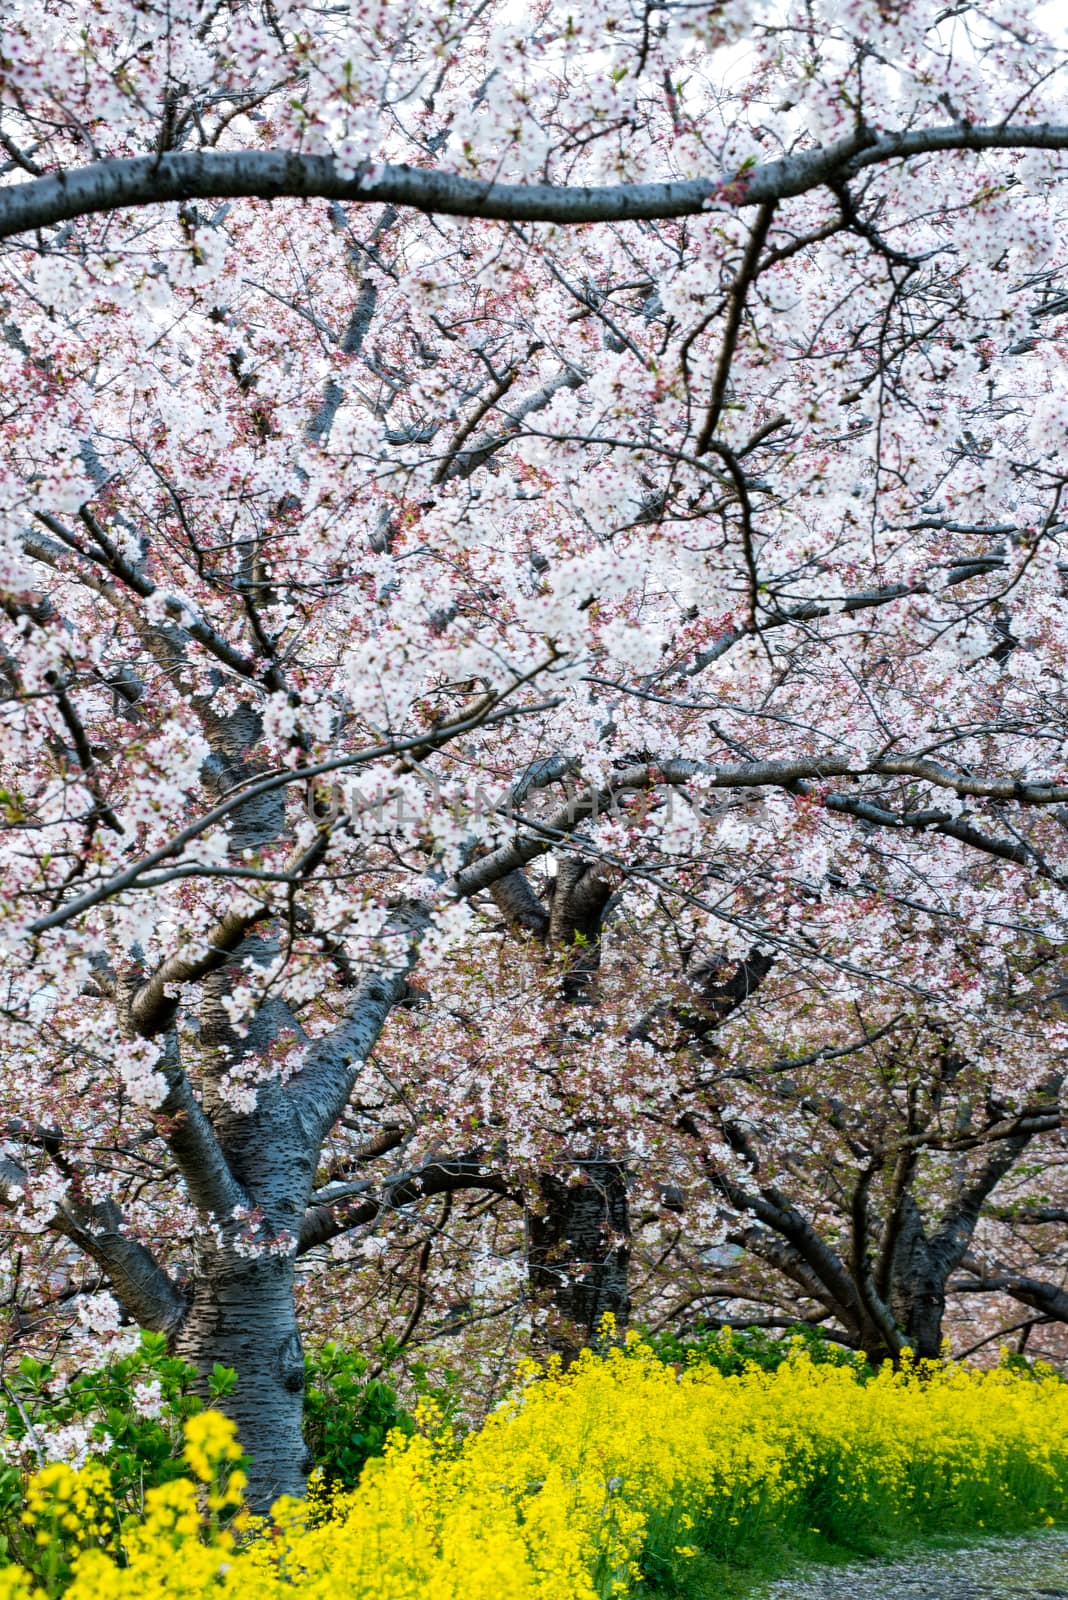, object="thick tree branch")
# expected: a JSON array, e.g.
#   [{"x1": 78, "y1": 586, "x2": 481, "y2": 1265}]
[
  {"x1": 153, "y1": 1067, "x2": 250, "y2": 1222},
  {"x1": 54, "y1": 1199, "x2": 189, "y2": 1335},
  {"x1": 1, "y1": 1146, "x2": 188, "y2": 1334},
  {"x1": 31, "y1": 513, "x2": 258, "y2": 681},
  {"x1": 985, "y1": 1204, "x2": 1068, "y2": 1226},
  {"x1": 726, "y1": 1222, "x2": 843, "y2": 1313},
  {"x1": 127, "y1": 832, "x2": 331, "y2": 1036},
  {"x1": 297, "y1": 1152, "x2": 511, "y2": 1255},
  {"x1": 488, "y1": 869, "x2": 550, "y2": 939},
  {"x1": 4, "y1": 126, "x2": 1068, "y2": 238},
  {"x1": 929, "y1": 1135, "x2": 1040, "y2": 1278},
  {"x1": 683, "y1": 1110, "x2": 863, "y2": 1319},
  {"x1": 957, "y1": 1258, "x2": 1068, "y2": 1323},
  {"x1": 28, "y1": 696, "x2": 557, "y2": 935},
  {"x1": 287, "y1": 903, "x2": 432, "y2": 1143}
]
